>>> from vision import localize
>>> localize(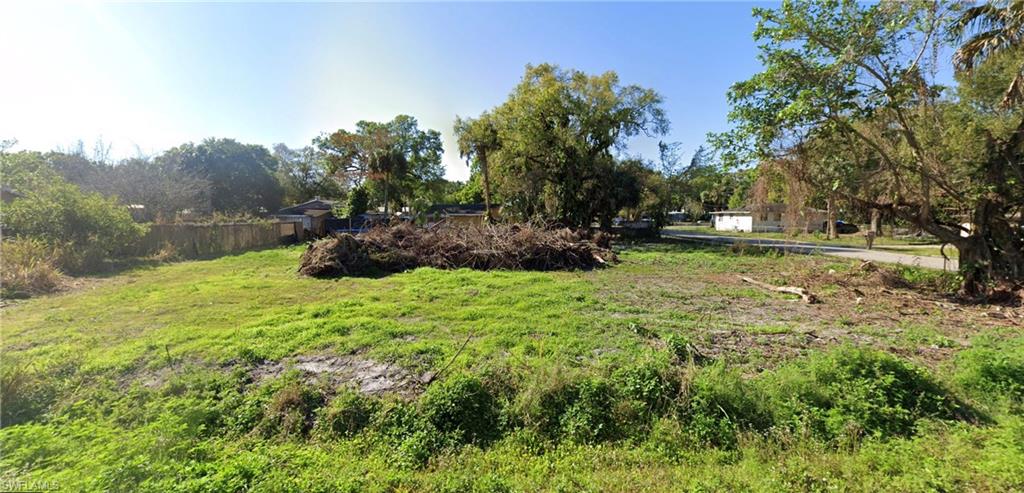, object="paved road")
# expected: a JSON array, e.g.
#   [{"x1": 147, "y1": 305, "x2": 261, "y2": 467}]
[{"x1": 662, "y1": 231, "x2": 958, "y2": 271}]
